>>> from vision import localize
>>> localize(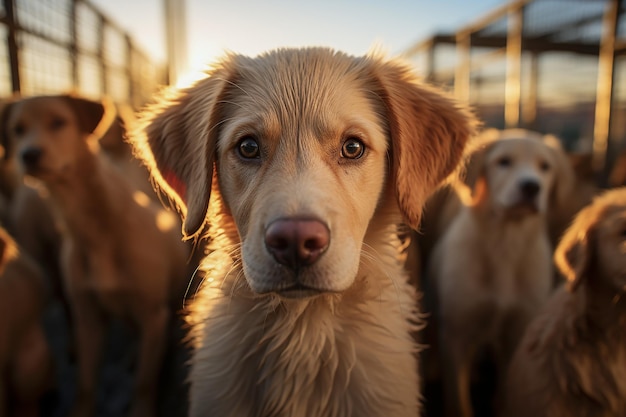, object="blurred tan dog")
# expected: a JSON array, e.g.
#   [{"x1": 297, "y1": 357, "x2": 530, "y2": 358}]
[
  {"x1": 132, "y1": 47, "x2": 475, "y2": 417},
  {"x1": 503, "y1": 187, "x2": 626, "y2": 417},
  {"x1": 0, "y1": 226, "x2": 53, "y2": 417},
  {"x1": 2, "y1": 94, "x2": 192, "y2": 417},
  {"x1": 430, "y1": 128, "x2": 574, "y2": 417}
]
